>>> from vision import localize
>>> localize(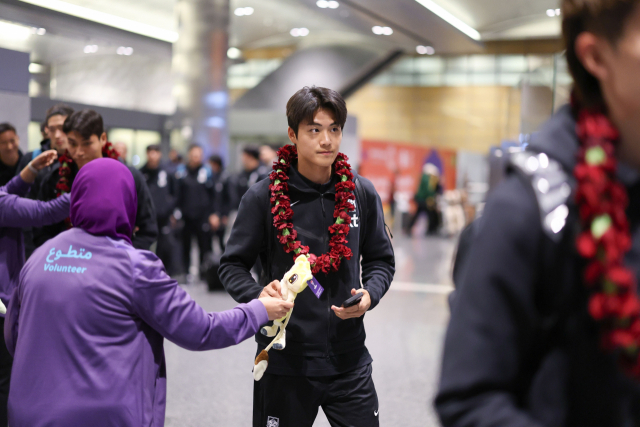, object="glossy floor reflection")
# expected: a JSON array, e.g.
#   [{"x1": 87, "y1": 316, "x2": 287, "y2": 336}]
[{"x1": 164, "y1": 234, "x2": 457, "y2": 426}]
